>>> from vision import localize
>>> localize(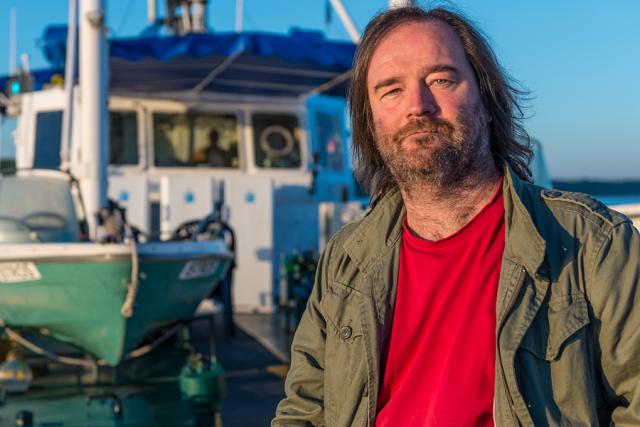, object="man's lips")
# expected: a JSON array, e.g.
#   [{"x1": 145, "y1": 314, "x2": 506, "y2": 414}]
[
  {"x1": 405, "y1": 130, "x2": 436, "y2": 138},
  {"x1": 396, "y1": 130, "x2": 439, "y2": 143}
]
